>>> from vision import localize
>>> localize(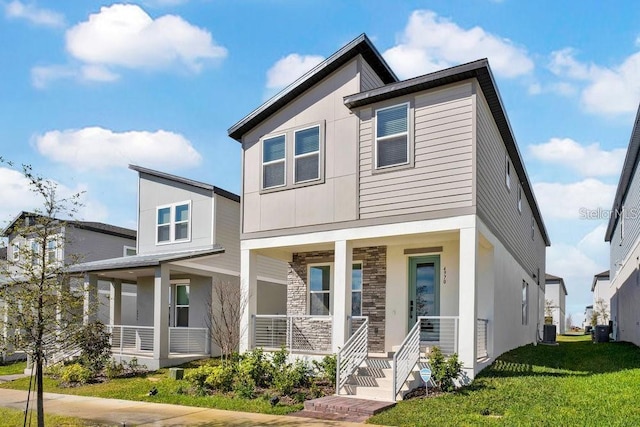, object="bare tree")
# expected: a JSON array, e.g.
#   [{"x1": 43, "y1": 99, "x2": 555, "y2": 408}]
[
  {"x1": 206, "y1": 280, "x2": 247, "y2": 359},
  {"x1": 0, "y1": 160, "x2": 85, "y2": 427},
  {"x1": 566, "y1": 313, "x2": 573, "y2": 330},
  {"x1": 594, "y1": 298, "x2": 609, "y2": 325}
]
